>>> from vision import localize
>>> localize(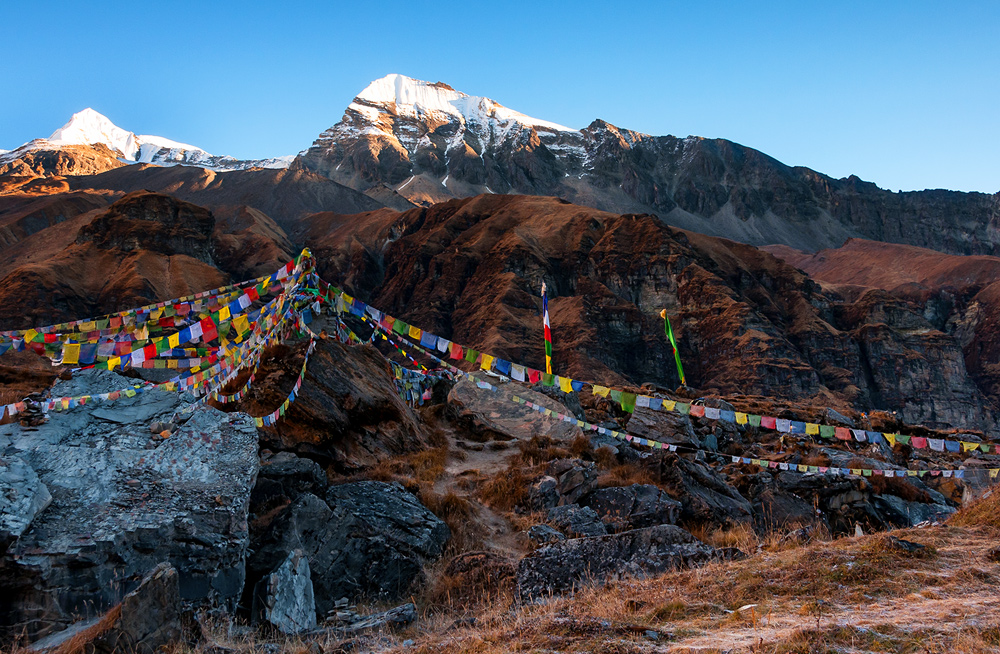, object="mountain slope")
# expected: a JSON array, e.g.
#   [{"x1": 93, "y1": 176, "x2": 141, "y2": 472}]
[
  {"x1": 295, "y1": 74, "x2": 1000, "y2": 256},
  {"x1": 301, "y1": 193, "x2": 997, "y2": 435}
]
